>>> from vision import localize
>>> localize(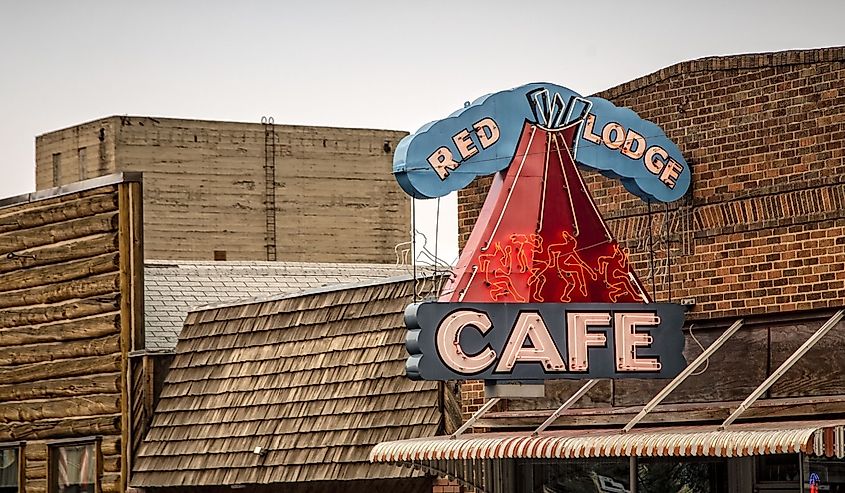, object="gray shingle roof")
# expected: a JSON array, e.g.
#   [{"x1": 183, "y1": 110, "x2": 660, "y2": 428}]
[{"x1": 143, "y1": 260, "x2": 412, "y2": 350}]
